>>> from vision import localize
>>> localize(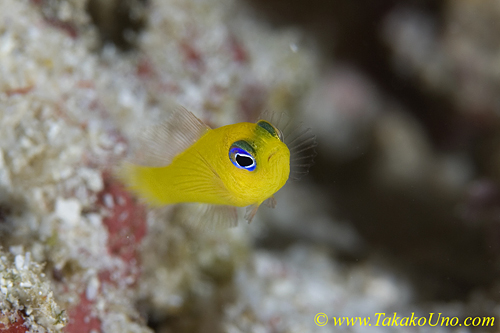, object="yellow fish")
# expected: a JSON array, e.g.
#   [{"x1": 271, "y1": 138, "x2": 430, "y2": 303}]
[{"x1": 120, "y1": 107, "x2": 315, "y2": 228}]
